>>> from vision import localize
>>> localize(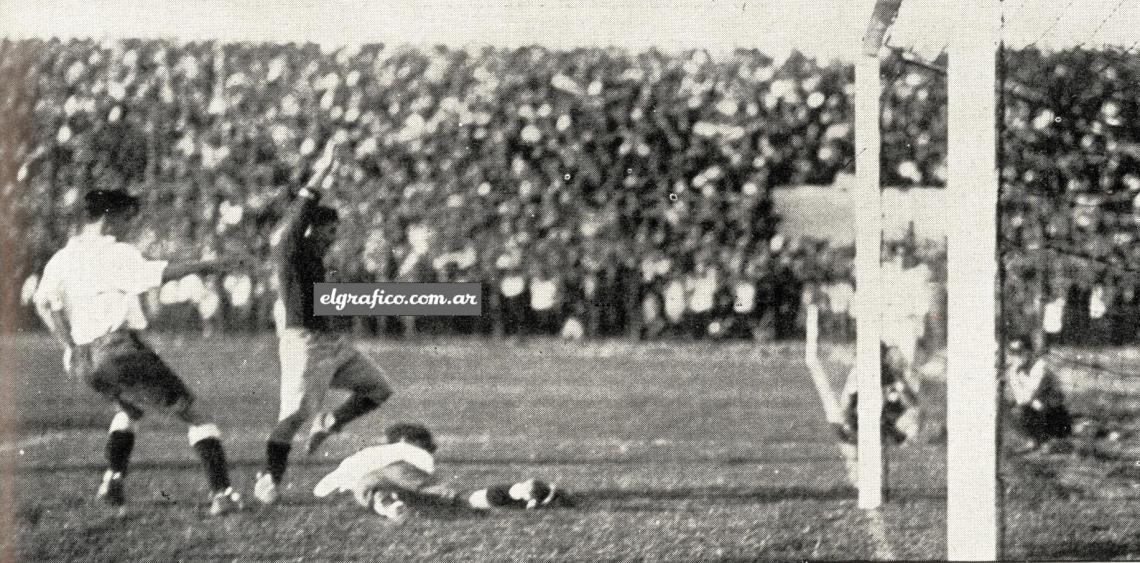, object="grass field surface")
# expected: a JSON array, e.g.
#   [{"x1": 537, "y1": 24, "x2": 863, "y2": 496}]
[{"x1": 3, "y1": 334, "x2": 1138, "y2": 560}]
